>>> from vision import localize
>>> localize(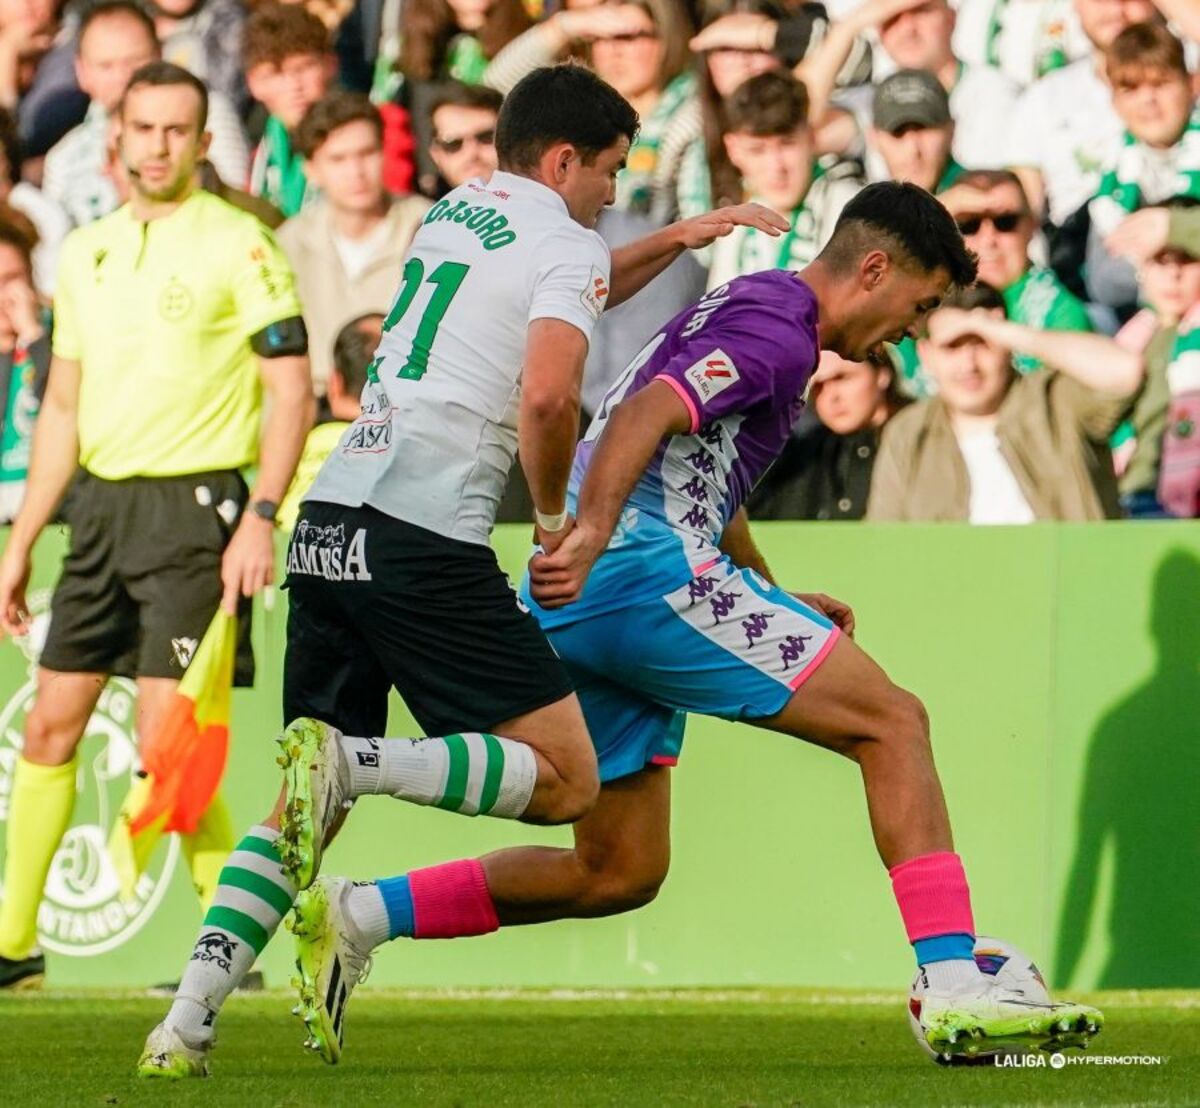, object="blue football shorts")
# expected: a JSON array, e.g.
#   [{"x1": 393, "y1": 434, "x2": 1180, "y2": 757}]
[{"x1": 544, "y1": 557, "x2": 841, "y2": 782}]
